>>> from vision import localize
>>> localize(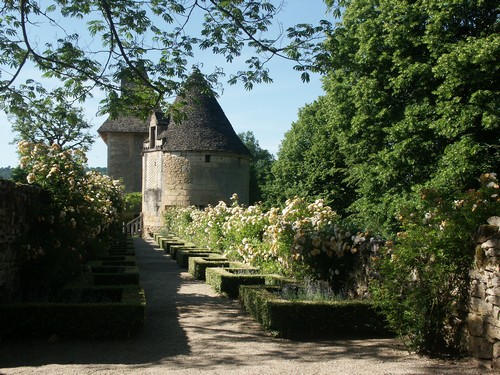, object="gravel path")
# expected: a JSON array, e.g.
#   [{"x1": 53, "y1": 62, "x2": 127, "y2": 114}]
[{"x1": 0, "y1": 237, "x2": 494, "y2": 375}]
